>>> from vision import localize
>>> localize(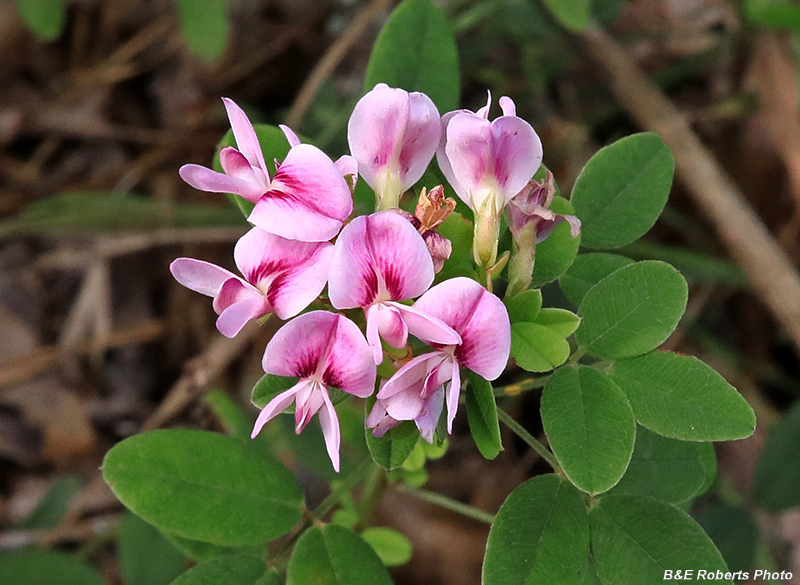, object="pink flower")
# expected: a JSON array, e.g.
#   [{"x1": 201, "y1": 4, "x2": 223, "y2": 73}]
[
  {"x1": 170, "y1": 227, "x2": 332, "y2": 337},
  {"x1": 506, "y1": 171, "x2": 581, "y2": 244},
  {"x1": 370, "y1": 277, "x2": 510, "y2": 438},
  {"x1": 179, "y1": 98, "x2": 352, "y2": 242},
  {"x1": 436, "y1": 93, "x2": 543, "y2": 267},
  {"x1": 328, "y1": 211, "x2": 461, "y2": 364},
  {"x1": 251, "y1": 311, "x2": 376, "y2": 472},
  {"x1": 348, "y1": 84, "x2": 441, "y2": 210}
]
